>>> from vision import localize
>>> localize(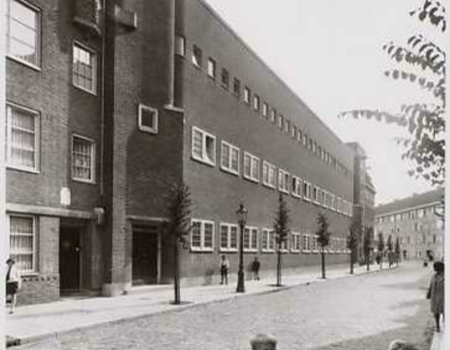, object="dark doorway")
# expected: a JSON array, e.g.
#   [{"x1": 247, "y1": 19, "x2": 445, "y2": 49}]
[
  {"x1": 60, "y1": 227, "x2": 81, "y2": 294},
  {"x1": 132, "y1": 228, "x2": 158, "y2": 285}
]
